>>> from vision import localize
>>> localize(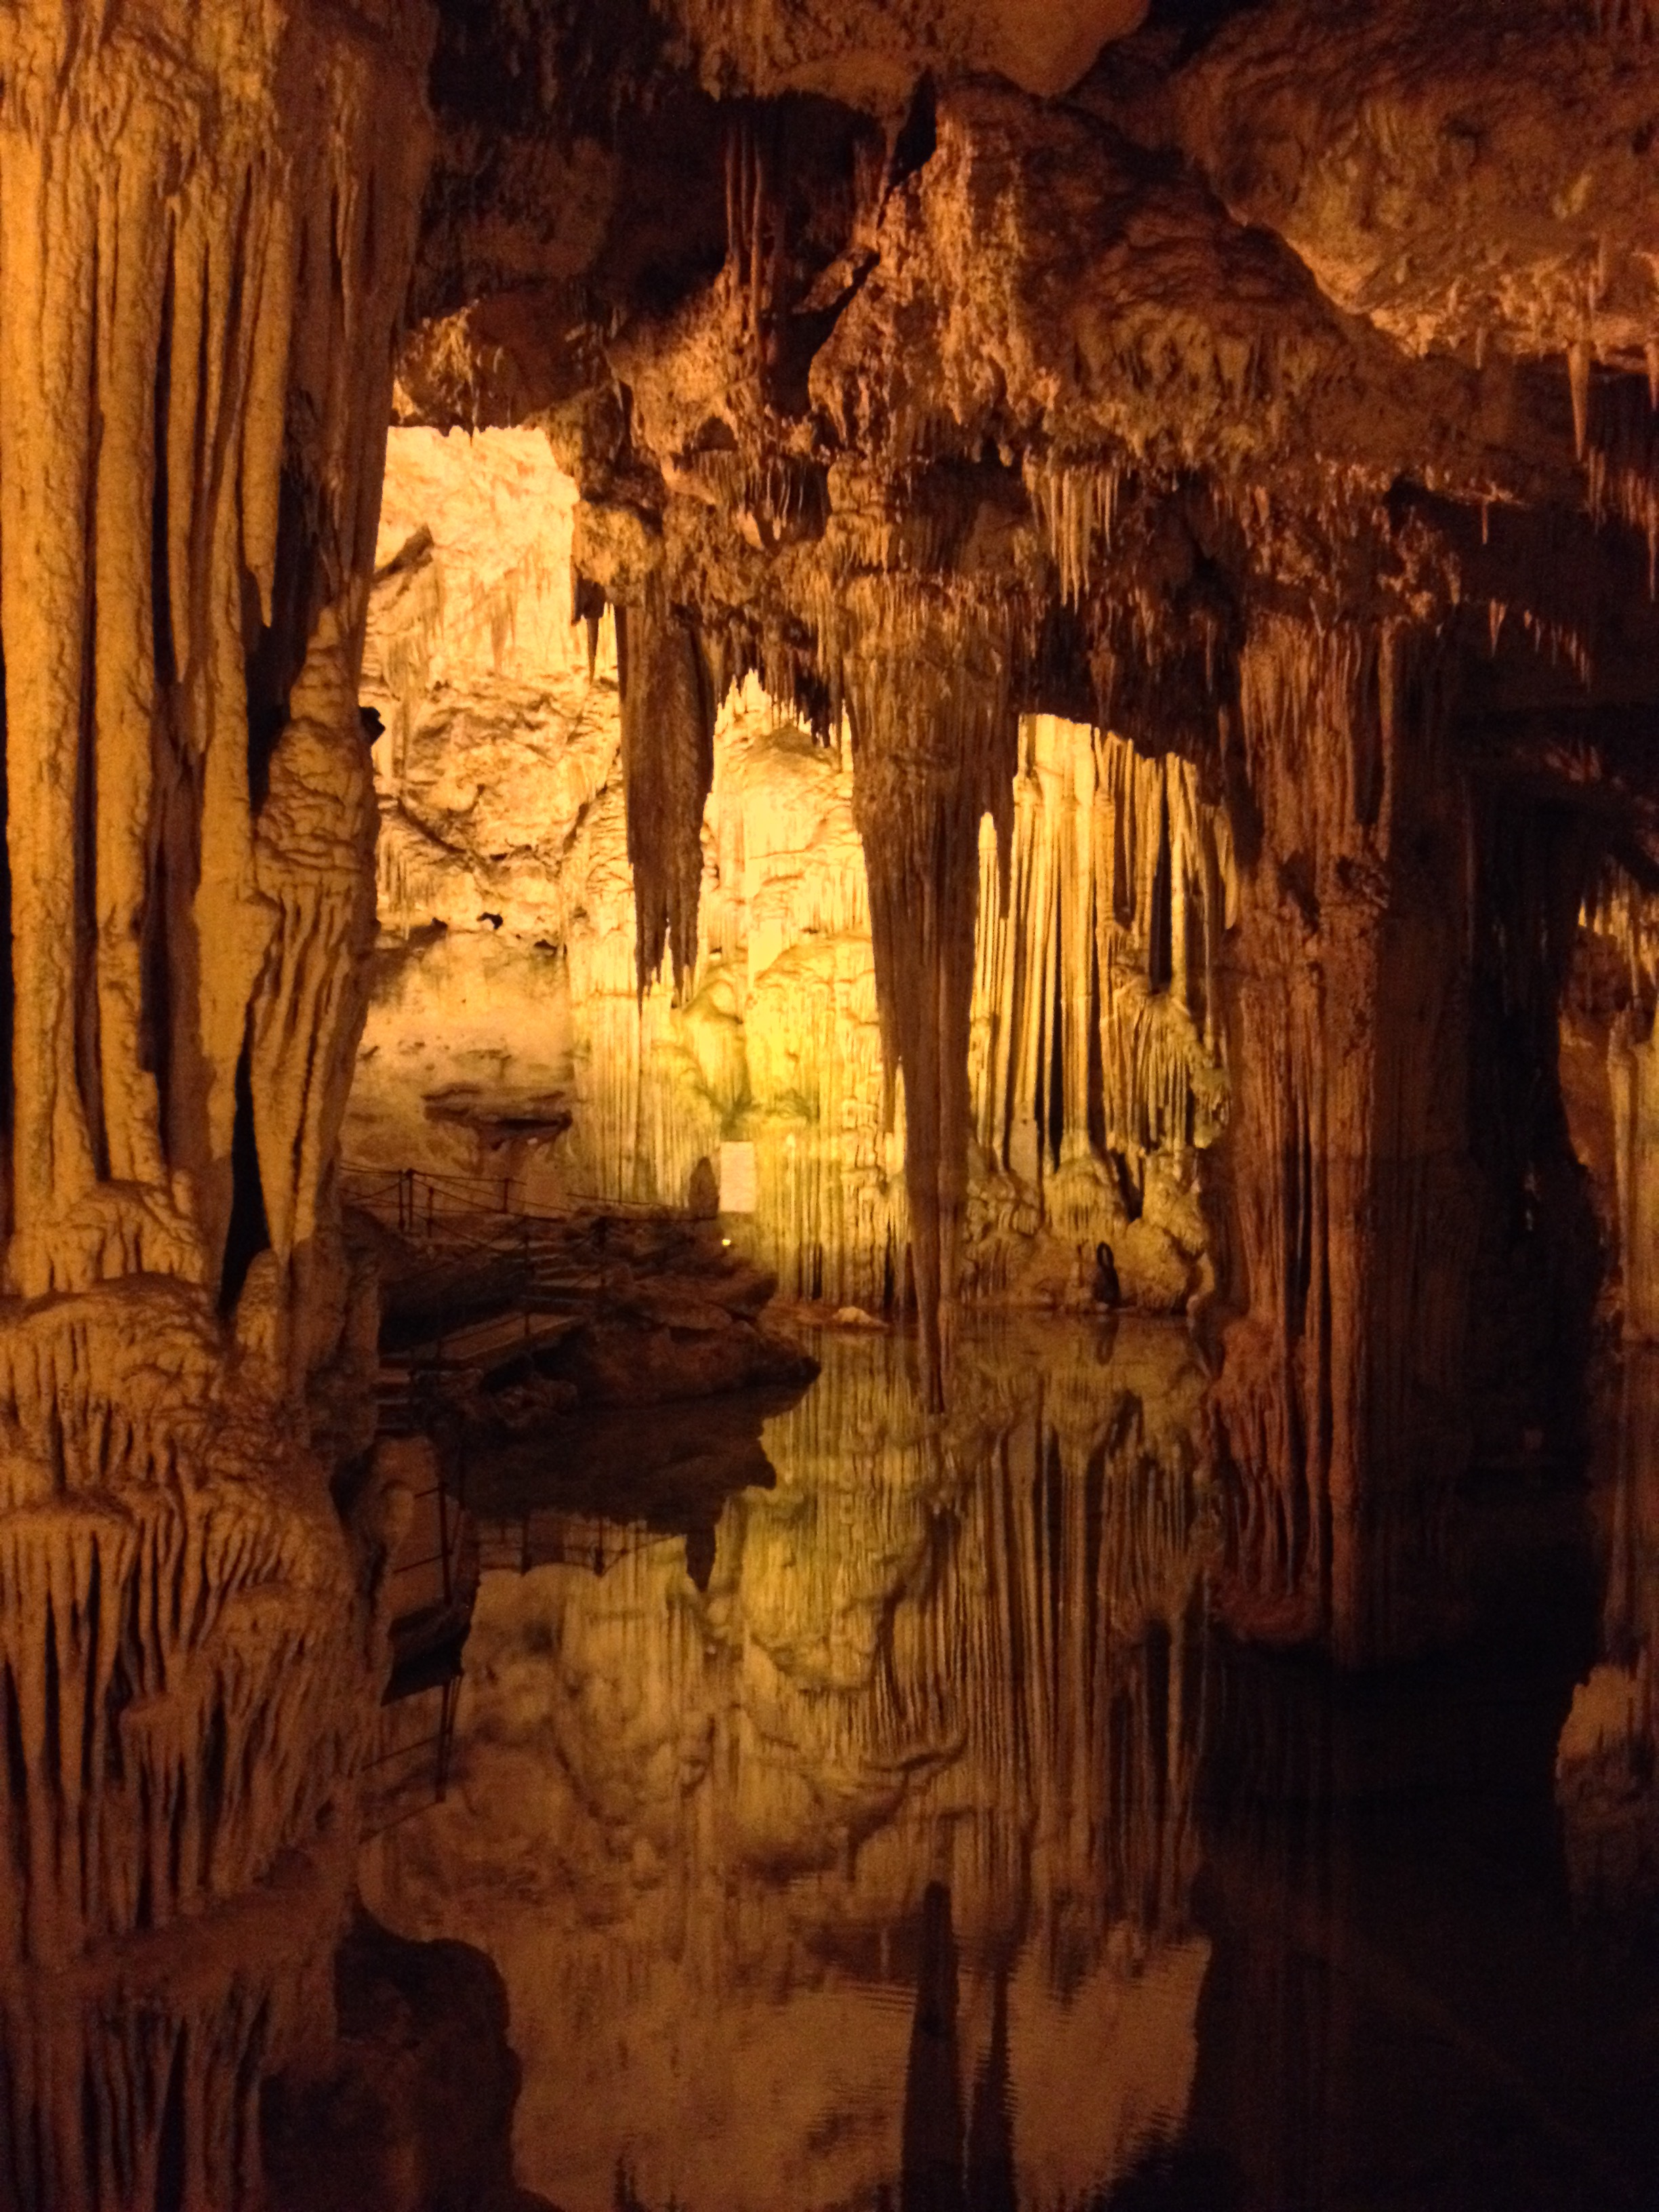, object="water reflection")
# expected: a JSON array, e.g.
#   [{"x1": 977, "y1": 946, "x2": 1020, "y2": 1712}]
[
  {"x1": 1557, "y1": 1349, "x2": 1659, "y2": 1910},
  {"x1": 8, "y1": 1313, "x2": 1658, "y2": 2209},
  {"x1": 363, "y1": 1319, "x2": 1216, "y2": 2212}
]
